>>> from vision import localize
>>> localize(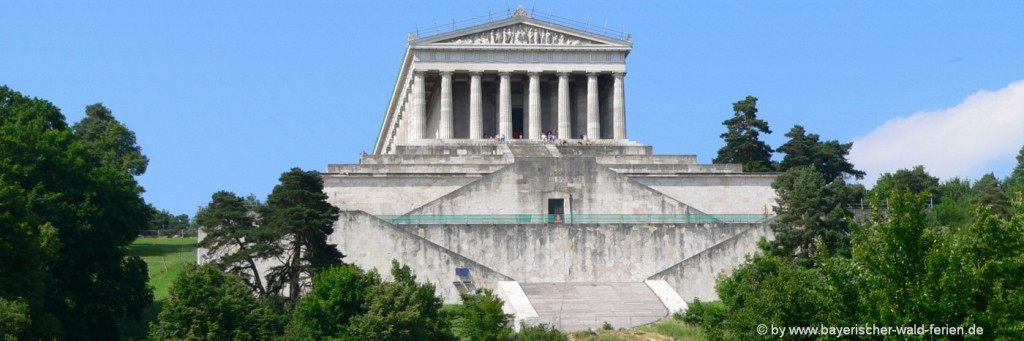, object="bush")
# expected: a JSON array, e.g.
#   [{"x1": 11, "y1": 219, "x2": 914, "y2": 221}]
[
  {"x1": 516, "y1": 323, "x2": 567, "y2": 341},
  {"x1": 452, "y1": 289, "x2": 513, "y2": 341}
]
